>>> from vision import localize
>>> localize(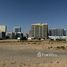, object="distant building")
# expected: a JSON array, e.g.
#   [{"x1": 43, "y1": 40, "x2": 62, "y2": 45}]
[
  {"x1": 48, "y1": 28, "x2": 66, "y2": 36},
  {"x1": 0, "y1": 32, "x2": 6, "y2": 39},
  {"x1": 0, "y1": 25, "x2": 7, "y2": 32},
  {"x1": 13, "y1": 26, "x2": 21, "y2": 33},
  {"x1": 31, "y1": 23, "x2": 48, "y2": 39},
  {"x1": 0, "y1": 25, "x2": 7, "y2": 39},
  {"x1": 48, "y1": 36, "x2": 67, "y2": 41},
  {"x1": 6, "y1": 32, "x2": 15, "y2": 39},
  {"x1": 65, "y1": 30, "x2": 67, "y2": 36},
  {"x1": 15, "y1": 32, "x2": 23, "y2": 39}
]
